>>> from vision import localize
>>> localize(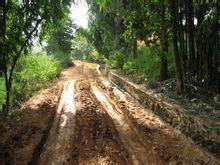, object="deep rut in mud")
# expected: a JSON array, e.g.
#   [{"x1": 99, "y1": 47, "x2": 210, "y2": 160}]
[
  {"x1": 72, "y1": 79, "x2": 130, "y2": 164},
  {"x1": 91, "y1": 85, "x2": 161, "y2": 164},
  {"x1": 36, "y1": 63, "x2": 163, "y2": 164}
]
